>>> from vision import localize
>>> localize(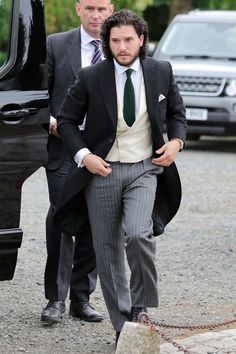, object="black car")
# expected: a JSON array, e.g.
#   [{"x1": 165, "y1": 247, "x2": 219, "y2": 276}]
[{"x1": 0, "y1": 0, "x2": 49, "y2": 280}]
